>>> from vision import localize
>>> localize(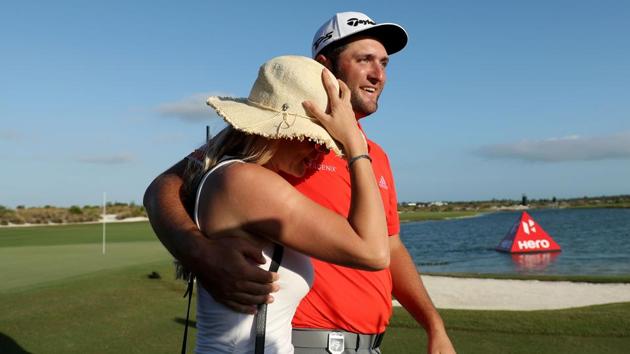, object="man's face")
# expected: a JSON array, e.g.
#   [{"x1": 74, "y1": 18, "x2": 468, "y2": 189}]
[{"x1": 331, "y1": 37, "x2": 389, "y2": 118}]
